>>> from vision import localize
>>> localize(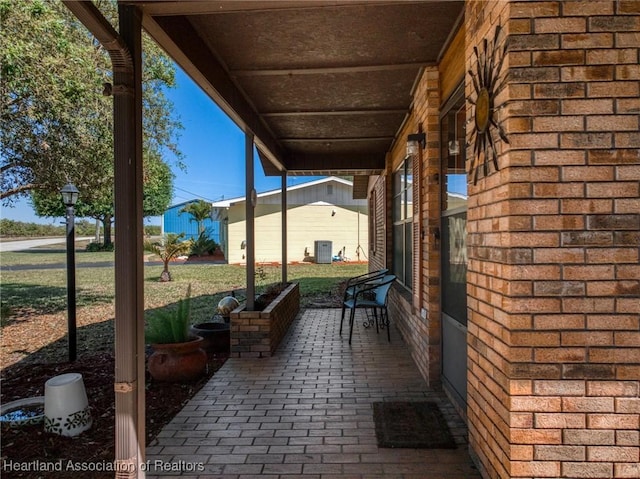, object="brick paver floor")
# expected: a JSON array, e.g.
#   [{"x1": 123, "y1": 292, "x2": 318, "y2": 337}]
[{"x1": 147, "y1": 309, "x2": 482, "y2": 478}]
